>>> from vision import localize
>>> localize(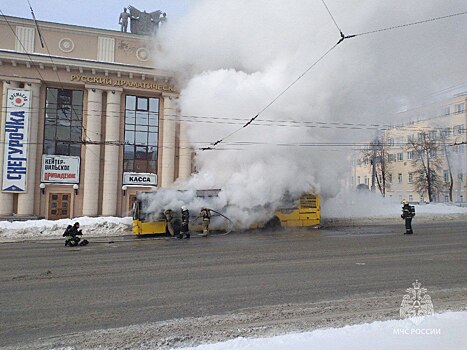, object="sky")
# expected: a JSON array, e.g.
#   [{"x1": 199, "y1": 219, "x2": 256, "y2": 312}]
[{"x1": 0, "y1": 0, "x2": 196, "y2": 30}]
